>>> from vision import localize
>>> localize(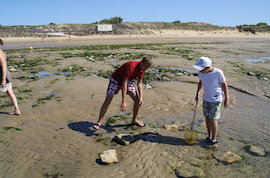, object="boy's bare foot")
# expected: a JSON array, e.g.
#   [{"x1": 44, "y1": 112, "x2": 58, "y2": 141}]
[
  {"x1": 9, "y1": 110, "x2": 21, "y2": 115},
  {"x1": 132, "y1": 120, "x2": 144, "y2": 127},
  {"x1": 93, "y1": 123, "x2": 101, "y2": 130}
]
